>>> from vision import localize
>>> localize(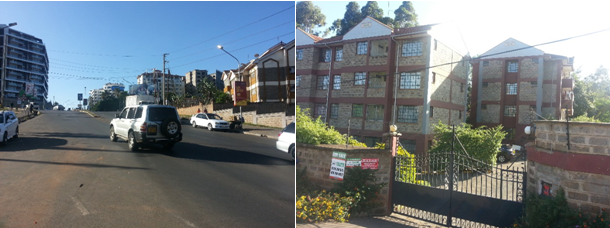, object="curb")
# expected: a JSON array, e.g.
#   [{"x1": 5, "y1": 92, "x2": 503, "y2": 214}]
[
  {"x1": 79, "y1": 110, "x2": 99, "y2": 118},
  {"x1": 242, "y1": 131, "x2": 278, "y2": 140}
]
